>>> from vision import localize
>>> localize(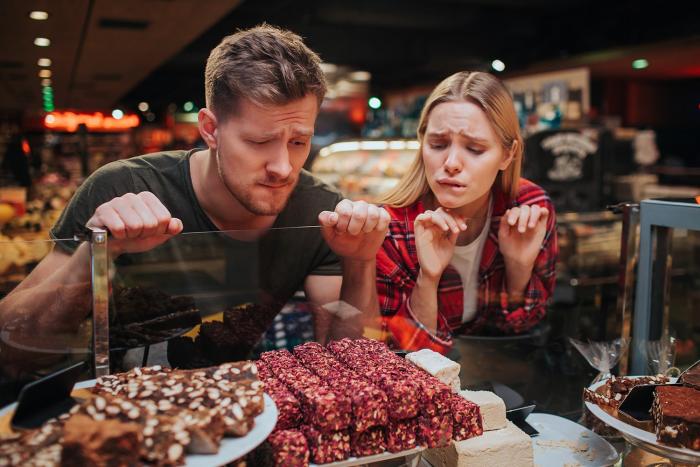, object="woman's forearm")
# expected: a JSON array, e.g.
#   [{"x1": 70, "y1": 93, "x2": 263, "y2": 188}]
[
  {"x1": 409, "y1": 270, "x2": 440, "y2": 332},
  {"x1": 504, "y1": 258, "x2": 536, "y2": 301}
]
